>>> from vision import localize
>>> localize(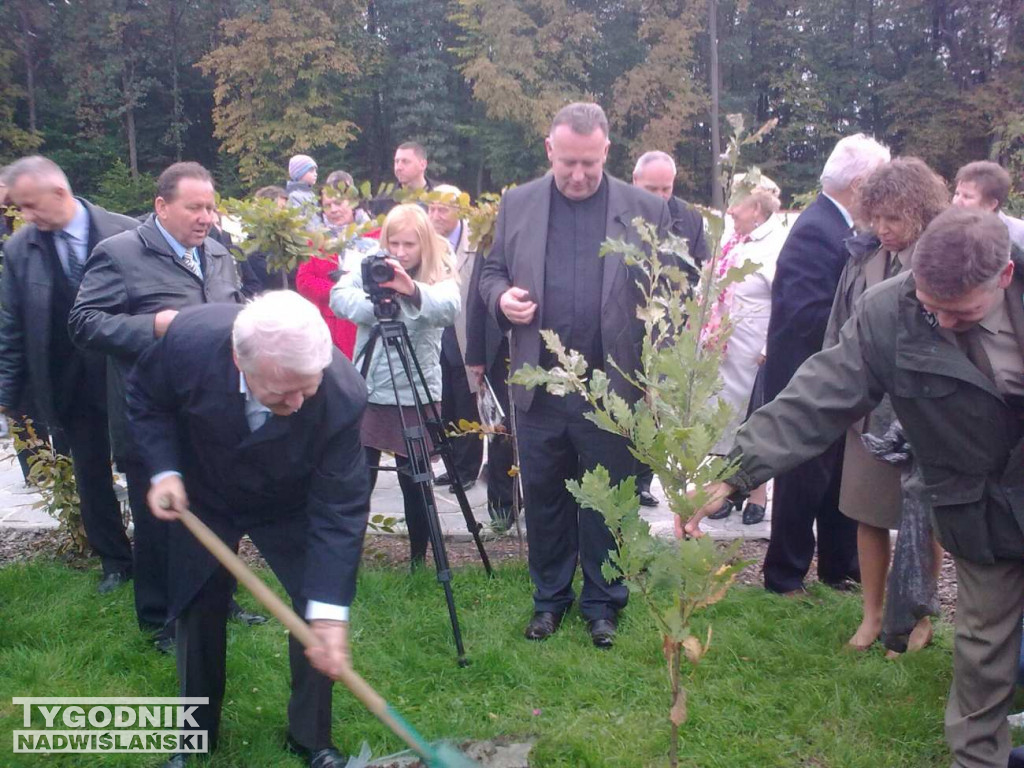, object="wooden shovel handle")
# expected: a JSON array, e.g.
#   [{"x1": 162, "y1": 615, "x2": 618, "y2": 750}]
[{"x1": 176, "y1": 508, "x2": 429, "y2": 754}]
